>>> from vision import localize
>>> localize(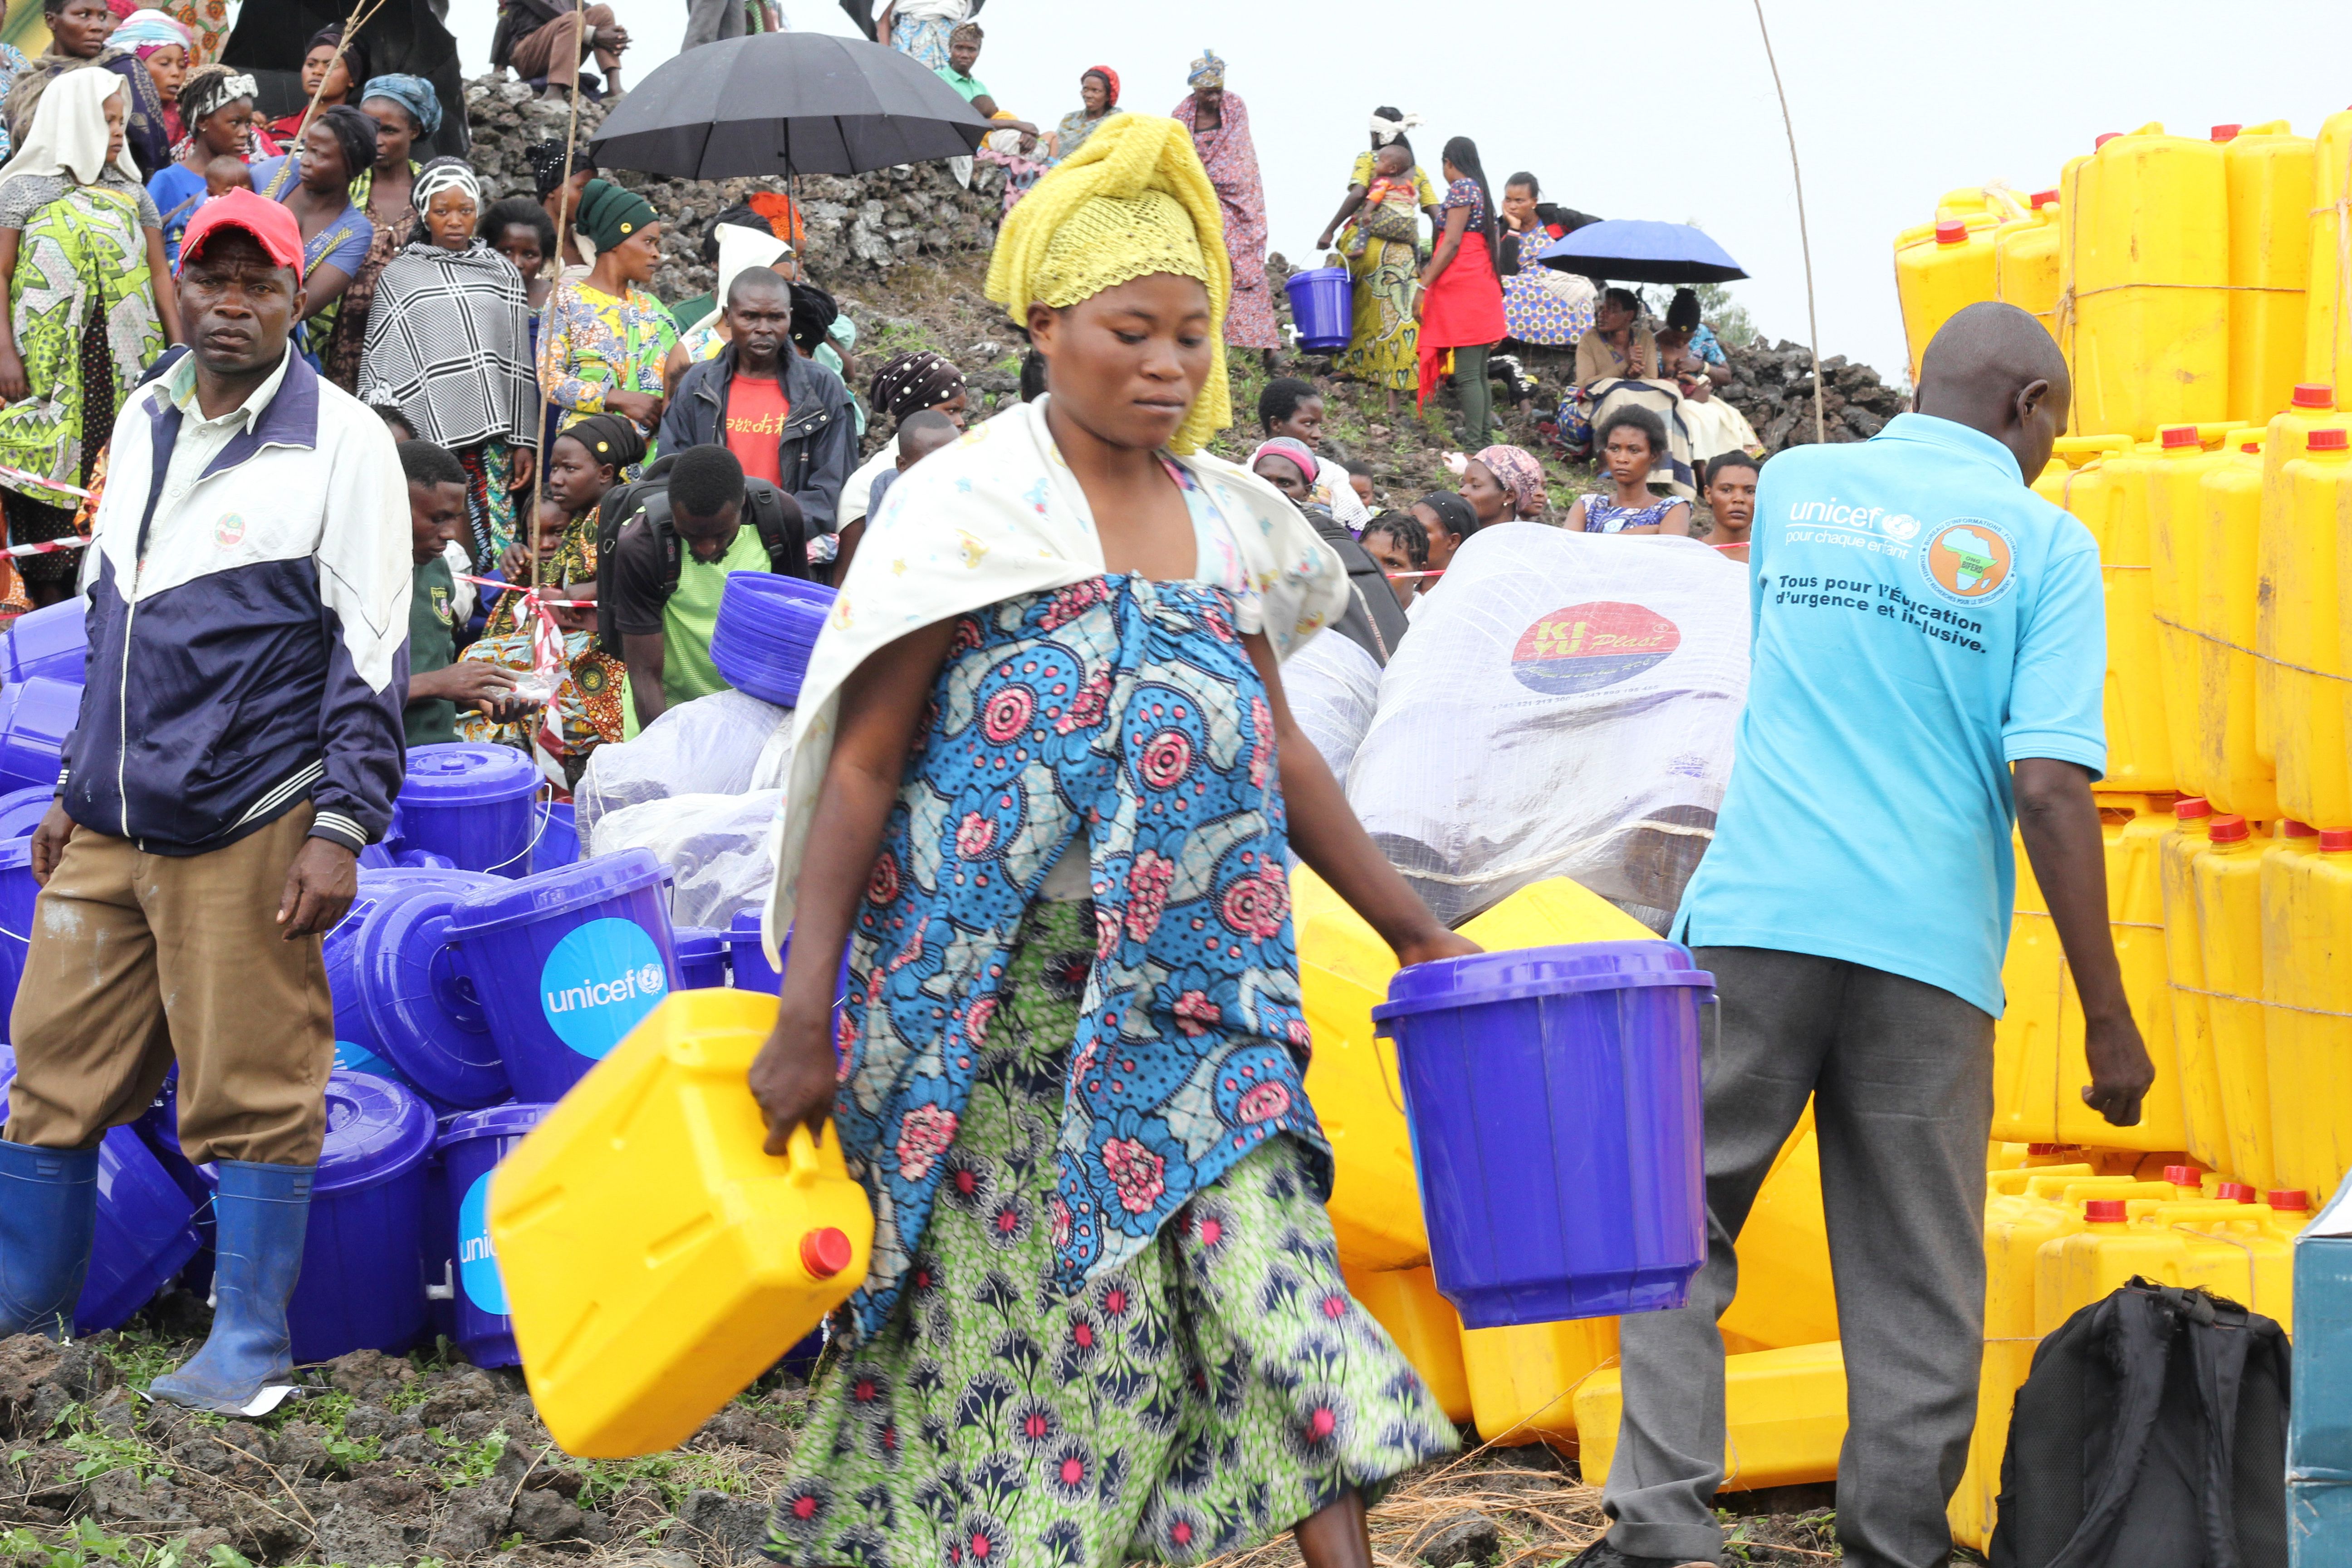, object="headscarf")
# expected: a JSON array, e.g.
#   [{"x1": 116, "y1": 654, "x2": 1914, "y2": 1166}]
[
  {"x1": 360, "y1": 73, "x2": 440, "y2": 138},
  {"x1": 788, "y1": 281, "x2": 839, "y2": 353},
  {"x1": 572, "y1": 177, "x2": 655, "y2": 252},
  {"x1": 112, "y1": 10, "x2": 192, "y2": 55},
  {"x1": 557, "y1": 412, "x2": 646, "y2": 475},
  {"x1": 687, "y1": 221, "x2": 791, "y2": 337},
  {"x1": 1186, "y1": 49, "x2": 1225, "y2": 89},
  {"x1": 312, "y1": 103, "x2": 380, "y2": 186},
  {"x1": 527, "y1": 137, "x2": 594, "y2": 200},
  {"x1": 869, "y1": 350, "x2": 964, "y2": 424},
  {"x1": 410, "y1": 156, "x2": 479, "y2": 213},
  {"x1": 305, "y1": 26, "x2": 369, "y2": 104},
  {"x1": 1370, "y1": 109, "x2": 1423, "y2": 147},
  {"x1": 1248, "y1": 437, "x2": 1317, "y2": 489},
  {"x1": 0, "y1": 69, "x2": 137, "y2": 187},
  {"x1": 1082, "y1": 66, "x2": 1119, "y2": 108},
  {"x1": 985, "y1": 113, "x2": 1230, "y2": 454},
  {"x1": 1473, "y1": 444, "x2": 1546, "y2": 518},
  {"x1": 1416, "y1": 490, "x2": 1478, "y2": 542},
  {"x1": 178, "y1": 64, "x2": 257, "y2": 132},
  {"x1": 949, "y1": 20, "x2": 982, "y2": 43}
]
